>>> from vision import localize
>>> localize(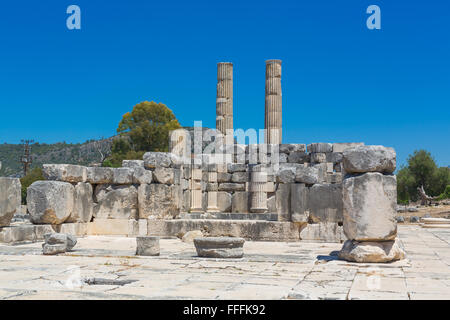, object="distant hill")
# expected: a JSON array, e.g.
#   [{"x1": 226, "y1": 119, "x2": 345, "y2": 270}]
[{"x1": 0, "y1": 138, "x2": 113, "y2": 177}]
